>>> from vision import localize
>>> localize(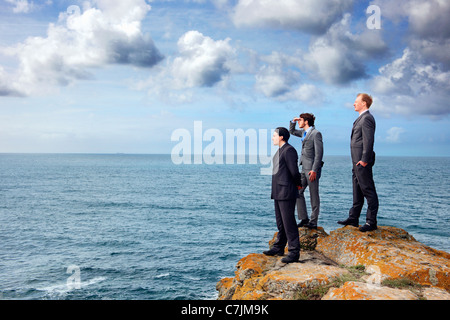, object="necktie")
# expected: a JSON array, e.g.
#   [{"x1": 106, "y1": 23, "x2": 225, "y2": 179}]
[{"x1": 301, "y1": 131, "x2": 307, "y2": 142}]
